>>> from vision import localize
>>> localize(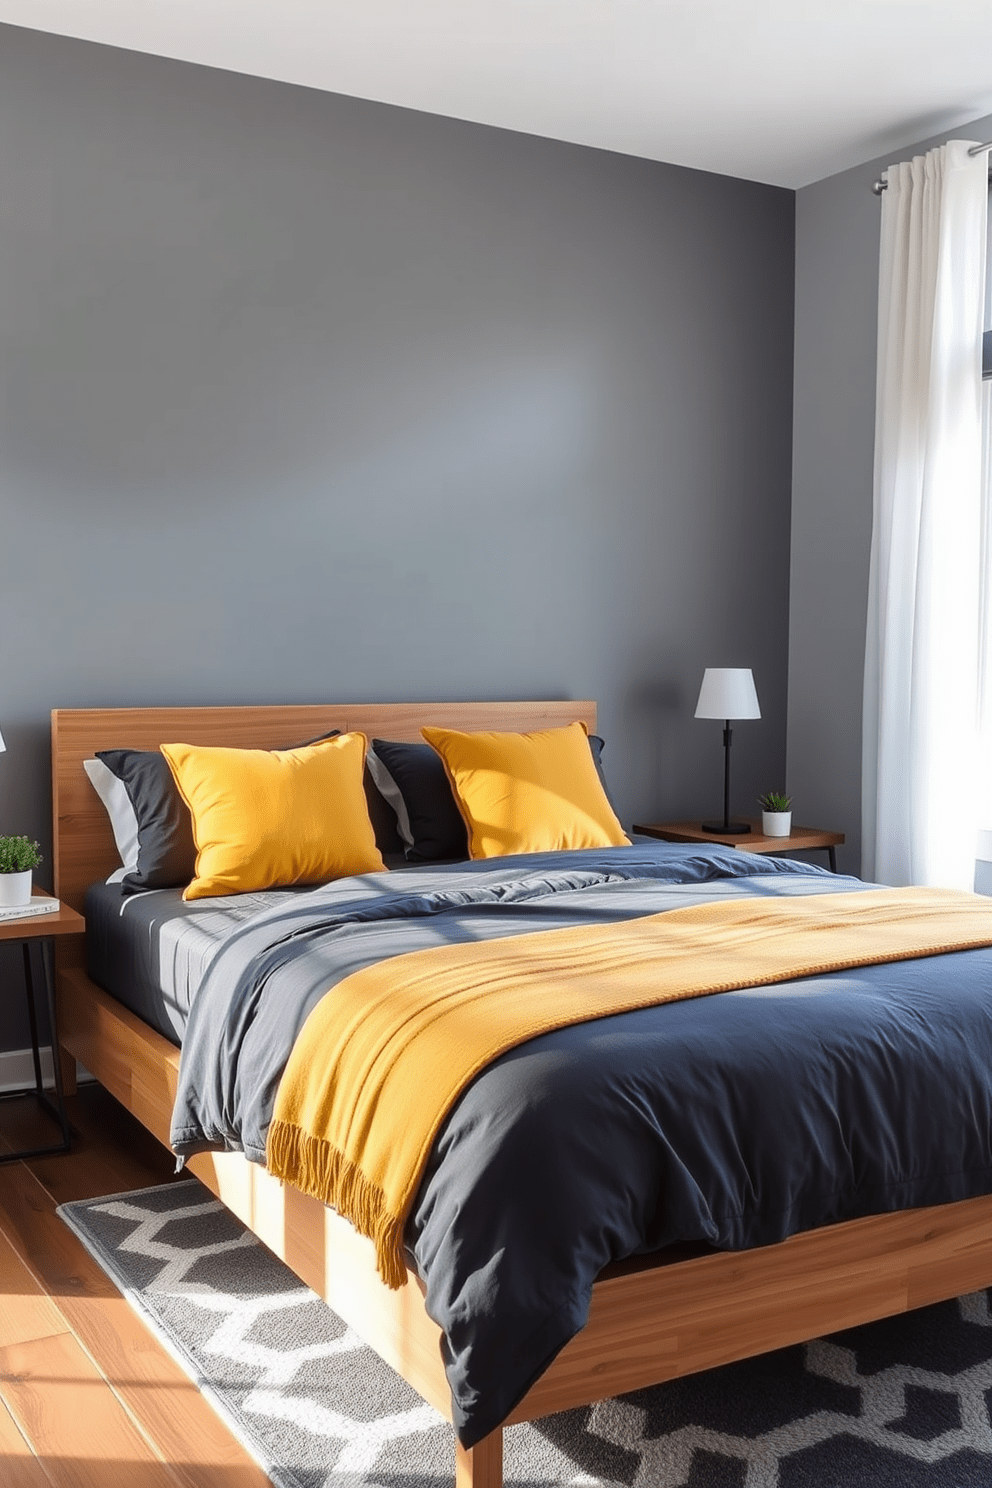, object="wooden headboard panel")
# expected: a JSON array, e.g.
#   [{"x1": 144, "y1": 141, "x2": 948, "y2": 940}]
[{"x1": 51, "y1": 700, "x2": 597, "y2": 915}]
